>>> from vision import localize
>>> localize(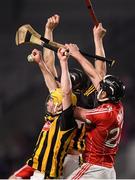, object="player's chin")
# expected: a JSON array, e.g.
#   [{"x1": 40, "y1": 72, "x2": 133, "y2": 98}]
[{"x1": 47, "y1": 107, "x2": 52, "y2": 114}]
